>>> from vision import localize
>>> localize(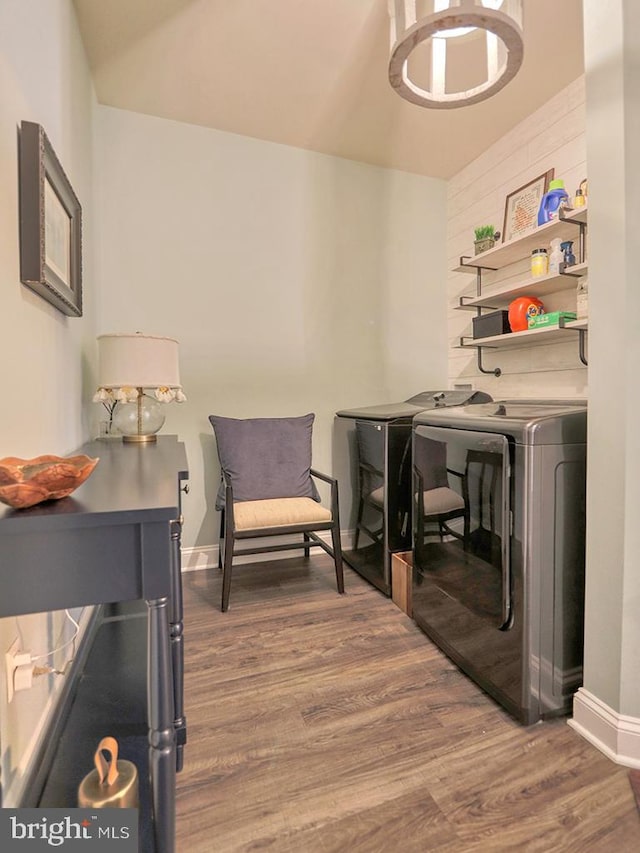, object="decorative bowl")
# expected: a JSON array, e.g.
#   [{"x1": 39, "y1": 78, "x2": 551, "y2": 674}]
[{"x1": 0, "y1": 454, "x2": 99, "y2": 509}]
